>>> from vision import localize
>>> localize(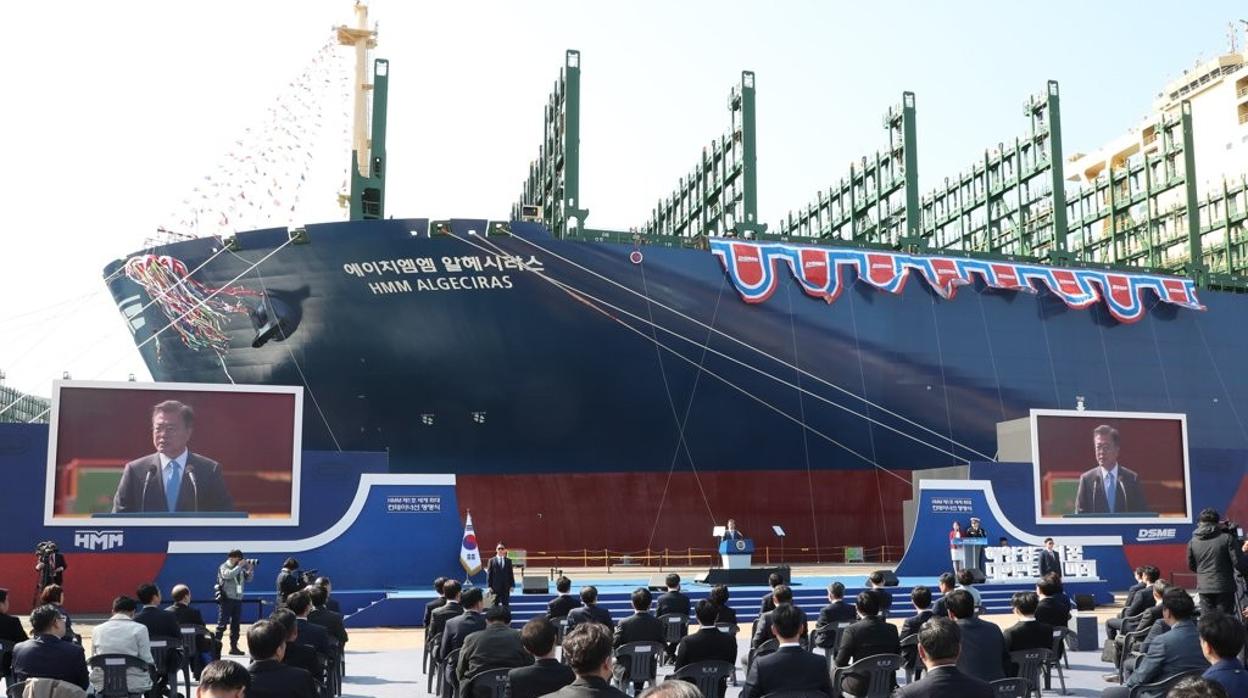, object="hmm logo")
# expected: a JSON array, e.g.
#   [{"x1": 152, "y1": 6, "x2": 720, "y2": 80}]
[
  {"x1": 1137, "y1": 528, "x2": 1177, "y2": 541},
  {"x1": 73, "y1": 530, "x2": 124, "y2": 551}
]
